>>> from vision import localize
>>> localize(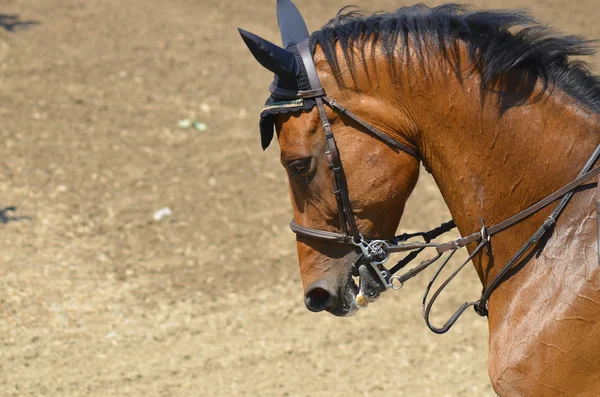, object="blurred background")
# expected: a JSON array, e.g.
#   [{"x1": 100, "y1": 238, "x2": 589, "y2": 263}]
[{"x1": 0, "y1": 0, "x2": 598, "y2": 396}]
